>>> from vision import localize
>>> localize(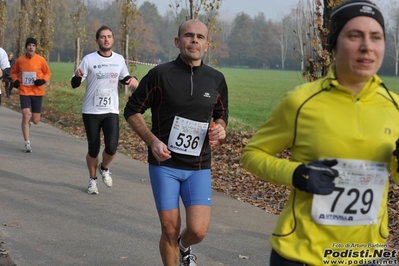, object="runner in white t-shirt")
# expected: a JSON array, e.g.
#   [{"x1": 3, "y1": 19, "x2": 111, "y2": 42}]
[
  {"x1": 71, "y1": 25, "x2": 138, "y2": 195},
  {"x1": 0, "y1": 47, "x2": 11, "y2": 105}
]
